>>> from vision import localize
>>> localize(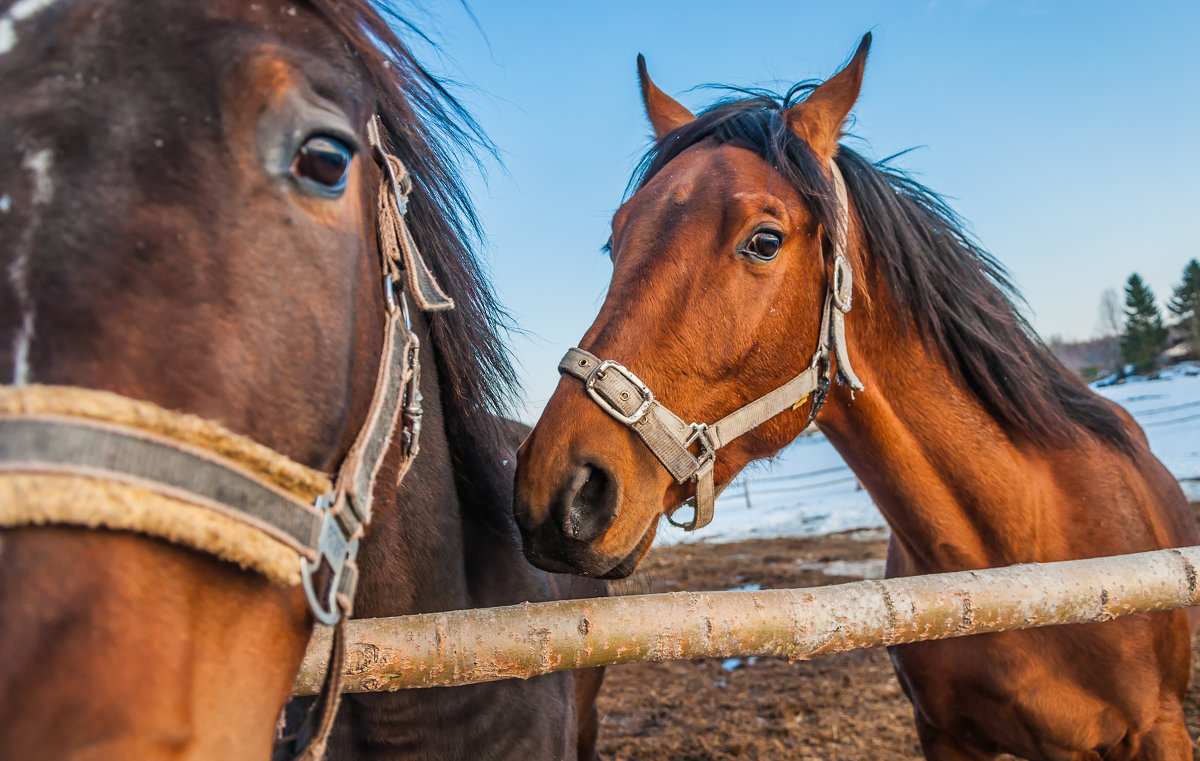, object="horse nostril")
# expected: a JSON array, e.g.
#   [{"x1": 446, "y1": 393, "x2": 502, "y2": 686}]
[{"x1": 559, "y1": 463, "x2": 619, "y2": 543}]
